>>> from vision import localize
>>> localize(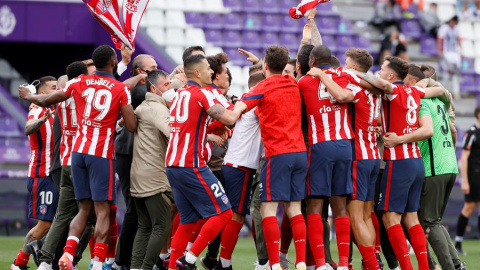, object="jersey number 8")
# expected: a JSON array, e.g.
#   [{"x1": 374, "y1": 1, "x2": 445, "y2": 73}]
[{"x1": 406, "y1": 95, "x2": 418, "y2": 125}]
